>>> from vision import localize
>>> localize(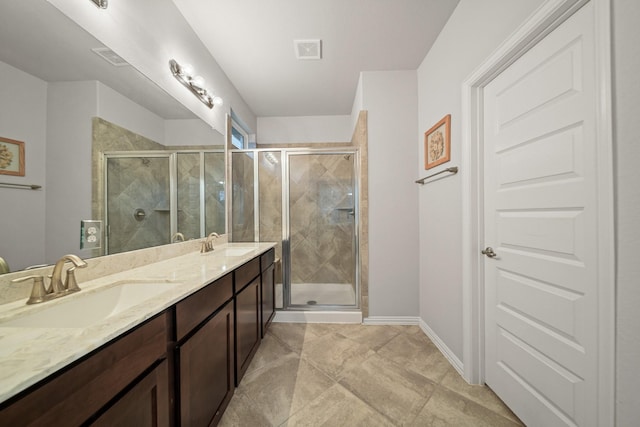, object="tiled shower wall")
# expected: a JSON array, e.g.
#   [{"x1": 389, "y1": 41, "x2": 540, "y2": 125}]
[
  {"x1": 176, "y1": 152, "x2": 225, "y2": 240},
  {"x1": 233, "y1": 150, "x2": 356, "y2": 286},
  {"x1": 288, "y1": 153, "x2": 355, "y2": 285},
  {"x1": 230, "y1": 111, "x2": 368, "y2": 312},
  {"x1": 106, "y1": 157, "x2": 171, "y2": 253},
  {"x1": 92, "y1": 118, "x2": 166, "y2": 256},
  {"x1": 231, "y1": 152, "x2": 255, "y2": 242},
  {"x1": 258, "y1": 152, "x2": 283, "y2": 282}
]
